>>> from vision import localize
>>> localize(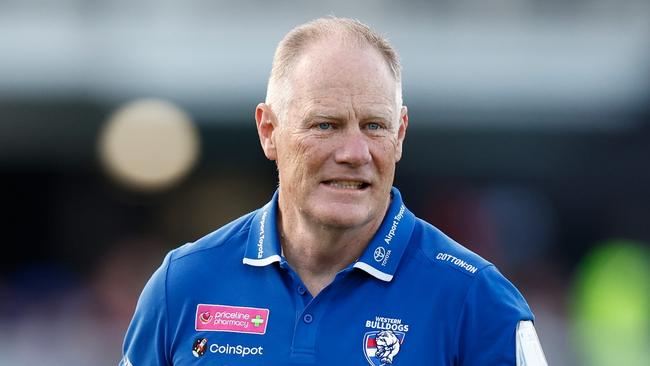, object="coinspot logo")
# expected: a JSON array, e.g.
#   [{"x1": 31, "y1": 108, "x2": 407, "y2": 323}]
[
  {"x1": 374, "y1": 247, "x2": 386, "y2": 262},
  {"x1": 209, "y1": 343, "x2": 264, "y2": 357}
]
